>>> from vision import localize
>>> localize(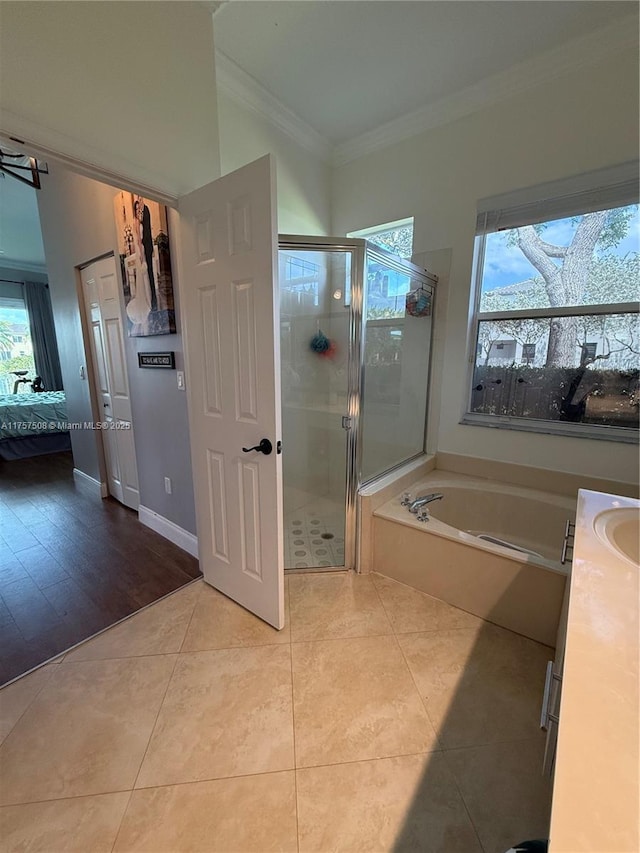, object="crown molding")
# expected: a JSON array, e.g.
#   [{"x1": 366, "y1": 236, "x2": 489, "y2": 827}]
[
  {"x1": 333, "y1": 14, "x2": 639, "y2": 167},
  {"x1": 216, "y1": 15, "x2": 636, "y2": 169},
  {"x1": 201, "y1": 1, "x2": 228, "y2": 16},
  {"x1": 215, "y1": 50, "x2": 333, "y2": 163}
]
